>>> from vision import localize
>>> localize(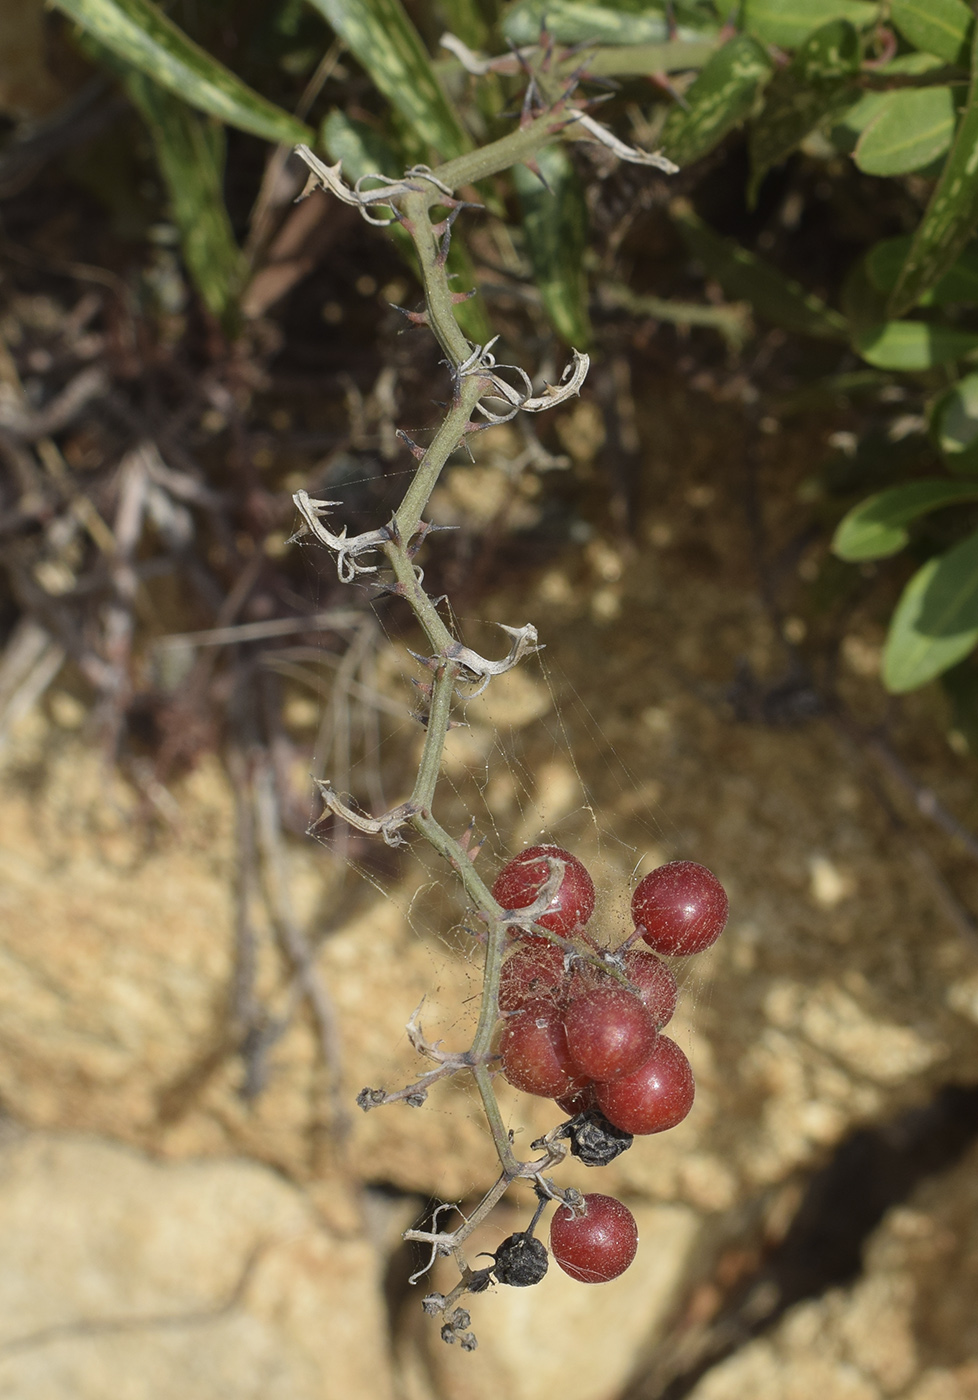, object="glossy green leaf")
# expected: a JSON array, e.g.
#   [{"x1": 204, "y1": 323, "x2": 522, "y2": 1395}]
[
  {"x1": 890, "y1": 25, "x2": 978, "y2": 317},
  {"x1": 49, "y1": 0, "x2": 309, "y2": 144},
  {"x1": 832, "y1": 52, "x2": 943, "y2": 147},
  {"x1": 854, "y1": 320, "x2": 978, "y2": 369},
  {"x1": 581, "y1": 40, "x2": 723, "y2": 77},
  {"x1": 867, "y1": 236, "x2": 978, "y2": 304},
  {"x1": 832, "y1": 480, "x2": 978, "y2": 560},
  {"x1": 503, "y1": 0, "x2": 716, "y2": 45},
  {"x1": 748, "y1": 20, "x2": 860, "y2": 203},
  {"x1": 935, "y1": 373, "x2": 978, "y2": 470},
  {"x1": 854, "y1": 86, "x2": 955, "y2": 175},
  {"x1": 889, "y1": 0, "x2": 973, "y2": 67},
  {"x1": 307, "y1": 0, "x2": 469, "y2": 160},
  {"x1": 514, "y1": 144, "x2": 591, "y2": 347},
  {"x1": 742, "y1": 0, "x2": 878, "y2": 48},
  {"x1": 883, "y1": 530, "x2": 978, "y2": 691},
  {"x1": 659, "y1": 35, "x2": 773, "y2": 167},
  {"x1": 673, "y1": 203, "x2": 848, "y2": 339},
  {"x1": 123, "y1": 70, "x2": 242, "y2": 324}
]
